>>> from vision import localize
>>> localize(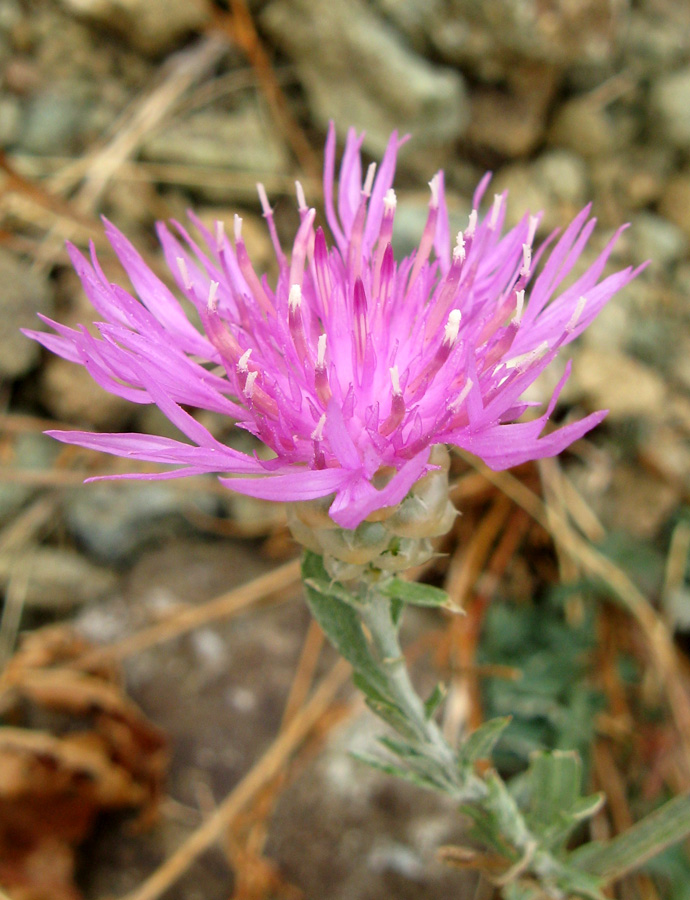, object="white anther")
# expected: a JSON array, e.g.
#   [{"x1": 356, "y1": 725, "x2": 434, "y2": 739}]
[
  {"x1": 383, "y1": 189, "x2": 397, "y2": 213},
  {"x1": 505, "y1": 341, "x2": 549, "y2": 370},
  {"x1": 444, "y1": 308, "x2": 462, "y2": 345},
  {"x1": 450, "y1": 378, "x2": 473, "y2": 412},
  {"x1": 453, "y1": 231, "x2": 466, "y2": 263},
  {"x1": 311, "y1": 414, "x2": 326, "y2": 442},
  {"x1": 514, "y1": 289, "x2": 525, "y2": 324},
  {"x1": 527, "y1": 215, "x2": 539, "y2": 246},
  {"x1": 215, "y1": 219, "x2": 225, "y2": 250},
  {"x1": 521, "y1": 243, "x2": 532, "y2": 276},
  {"x1": 390, "y1": 365, "x2": 401, "y2": 395},
  {"x1": 363, "y1": 162, "x2": 376, "y2": 196},
  {"x1": 467, "y1": 209, "x2": 478, "y2": 237},
  {"x1": 257, "y1": 182, "x2": 271, "y2": 215},
  {"x1": 295, "y1": 181, "x2": 307, "y2": 212},
  {"x1": 244, "y1": 370, "x2": 258, "y2": 397},
  {"x1": 207, "y1": 280, "x2": 219, "y2": 310},
  {"x1": 429, "y1": 173, "x2": 441, "y2": 208},
  {"x1": 490, "y1": 194, "x2": 502, "y2": 229},
  {"x1": 238, "y1": 349, "x2": 252, "y2": 372},
  {"x1": 234, "y1": 214, "x2": 243, "y2": 242},
  {"x1": 566, "y1": 295, "x2": 587, "y2": 332},
  {"x1": 288, "y1": 284, "x2": 302, "y2": 312},
  {"x1": 177, "y1": 257, "x2": 191, "y2": 291},
  {"x1": 317, "y1": 333, "x2": 327, "y2": 367}
]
